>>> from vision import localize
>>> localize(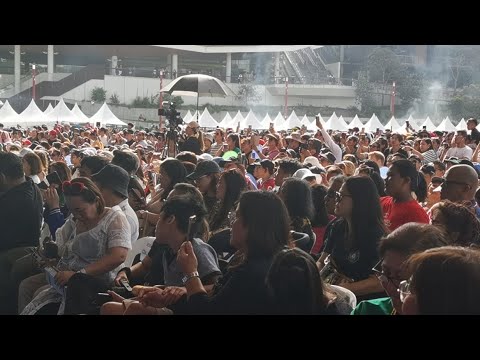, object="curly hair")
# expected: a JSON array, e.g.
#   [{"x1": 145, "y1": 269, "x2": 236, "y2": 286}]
[{"x1": 434, "y1": 201, "x2": 480, "y2": 246}]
